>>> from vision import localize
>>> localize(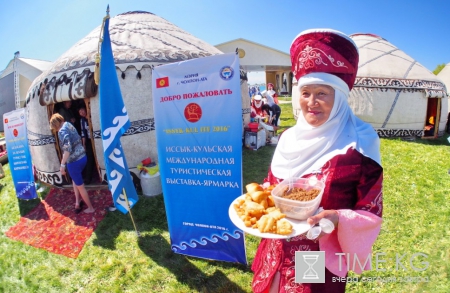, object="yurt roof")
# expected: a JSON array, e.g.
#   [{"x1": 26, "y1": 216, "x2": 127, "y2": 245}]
[
  {"x1": 437, "y1": 63, "x2": 450, "y2": 92},
  {"x1": 350, "y1": 33, "x2": 446, "y2": 96},
  {"x1": 27, "y1": 11, "x2": 223, "y2": 102}
]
